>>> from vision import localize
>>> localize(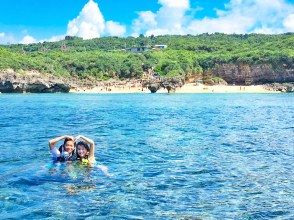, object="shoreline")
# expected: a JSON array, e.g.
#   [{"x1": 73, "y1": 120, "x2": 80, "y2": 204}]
[{"x1": 70, "y1": 83, "x2": 280, "y2": 94}]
